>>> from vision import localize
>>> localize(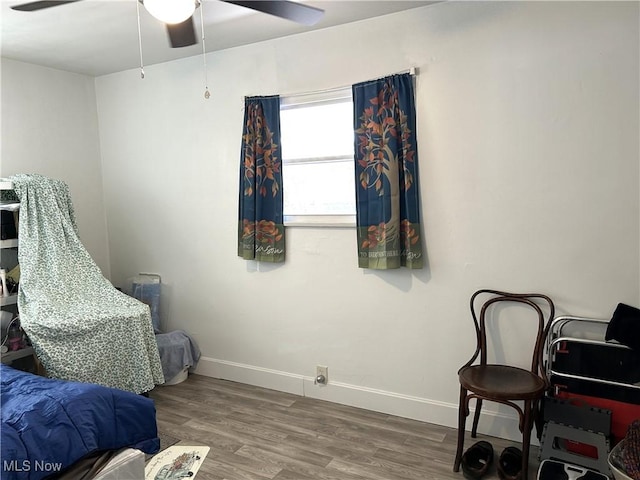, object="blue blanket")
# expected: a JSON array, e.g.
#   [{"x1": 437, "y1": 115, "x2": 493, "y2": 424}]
[{"x1": 1, "y1": 365, "x2": 159, "y2": 479}]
